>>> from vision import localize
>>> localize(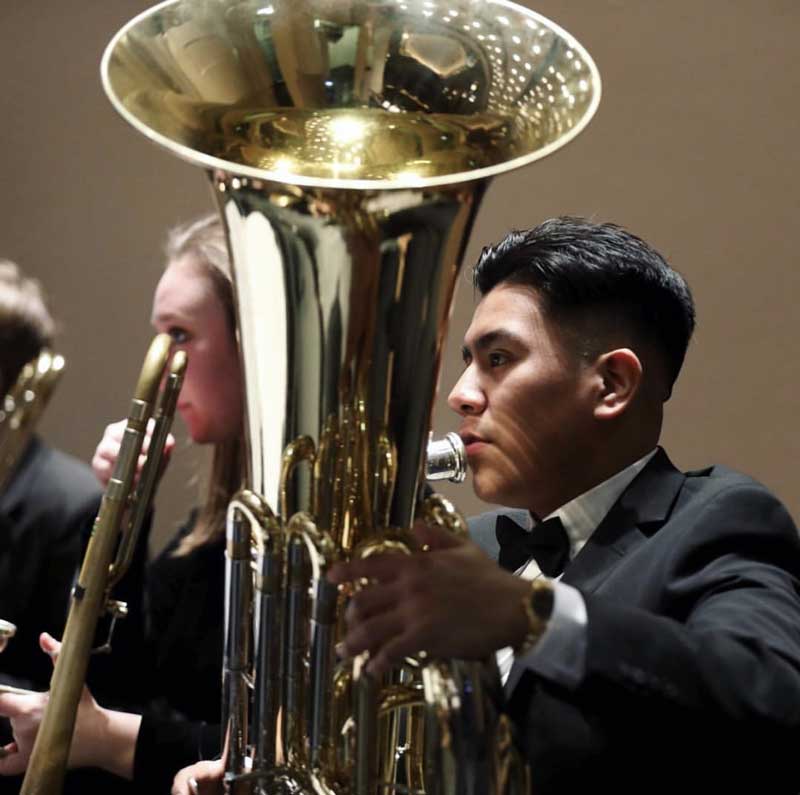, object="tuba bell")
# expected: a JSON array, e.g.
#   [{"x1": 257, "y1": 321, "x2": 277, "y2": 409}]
[{"x1": 102, "y1": 2, "x2": 600, "y2": 794}]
